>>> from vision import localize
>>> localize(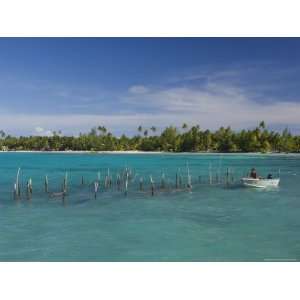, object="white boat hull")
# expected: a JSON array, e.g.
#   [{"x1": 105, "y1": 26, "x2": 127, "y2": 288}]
[{"x1": 241, "y1": 177, "x2": 280, "y2": 188}]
